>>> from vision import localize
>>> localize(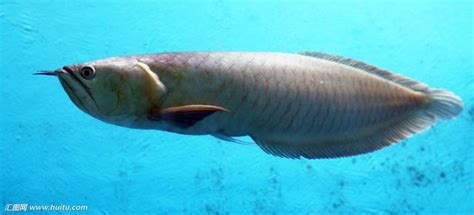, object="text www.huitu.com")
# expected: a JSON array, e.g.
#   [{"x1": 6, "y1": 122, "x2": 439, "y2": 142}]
[{"x1": 5, "y1": 203, "x2": 88, "y2": 212}]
